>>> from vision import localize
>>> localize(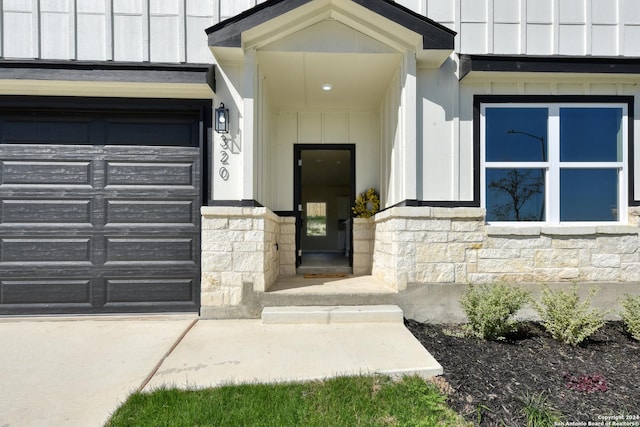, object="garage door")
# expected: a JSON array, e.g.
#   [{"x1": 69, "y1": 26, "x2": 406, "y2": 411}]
[{"x1": 0, "y1": 100, "x2": 206, "y2": 314}]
